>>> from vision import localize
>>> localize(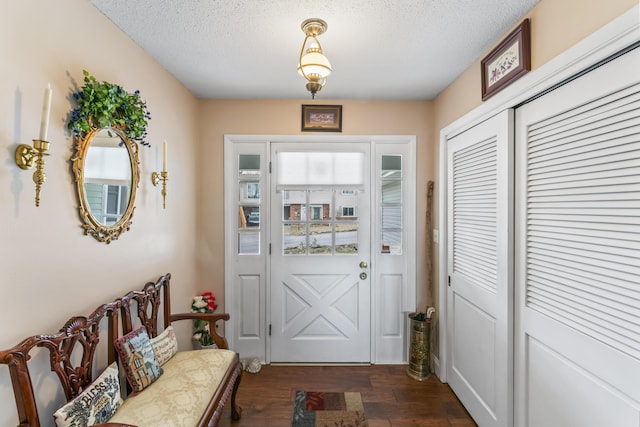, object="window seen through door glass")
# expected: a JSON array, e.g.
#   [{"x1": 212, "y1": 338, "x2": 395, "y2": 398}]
[{"x1": 238, "y1": 154, "x2": 260, "y2": 255}]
